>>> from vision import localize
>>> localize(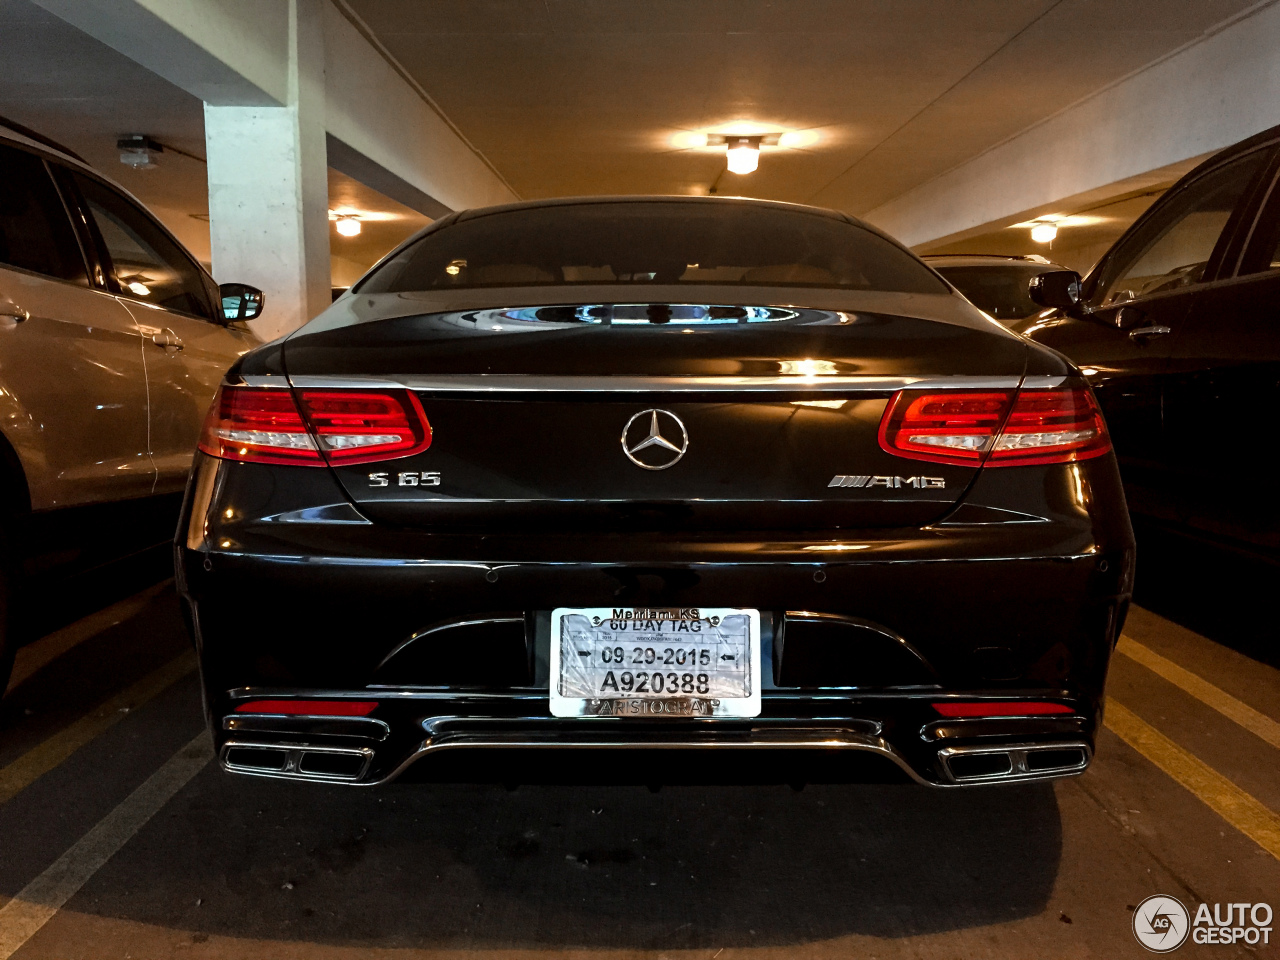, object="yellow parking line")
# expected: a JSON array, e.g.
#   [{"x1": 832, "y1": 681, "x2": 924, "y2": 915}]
[
  {"x1": 1105, "y1": 698, "x2": 1280, "y2": 860},
  {"x1": 5, "y1": 580, "x2": 172, "y2": 695},
  {"x1": 0, "y1": 731, "x2": 210, "y2": 959},
  {"x1": 0, "y1": 651, "x2": 196, "y2": 807},
  {"x1": 1117, "y1": 636, "x2": 1280, "y2": 750}
]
